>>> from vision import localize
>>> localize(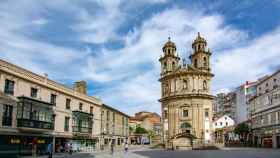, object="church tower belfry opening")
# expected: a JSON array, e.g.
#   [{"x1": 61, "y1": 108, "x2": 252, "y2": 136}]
[
  {"x1": 189, "y1": 32, "x2": 211, "y2": 72},
  {"x1": 159, "y1": 33, "x2": 214, "y2": 150},
  {"x1": 159, "y1": 37, "x2": 180, "y2": 74}
]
